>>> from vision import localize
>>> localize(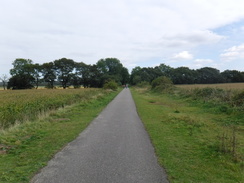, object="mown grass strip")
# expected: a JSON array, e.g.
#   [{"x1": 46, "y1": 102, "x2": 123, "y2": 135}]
[
  {"x1": 0, "y1": 89, "x2": 120, "y2": 183},
  {"x1": 131, "y1": 88, "x2": 243, "y2": 183}
]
